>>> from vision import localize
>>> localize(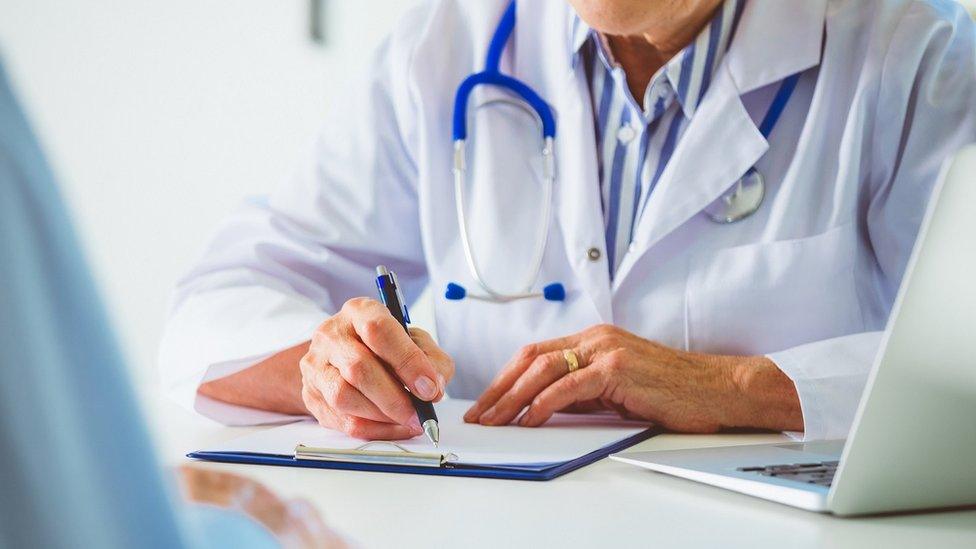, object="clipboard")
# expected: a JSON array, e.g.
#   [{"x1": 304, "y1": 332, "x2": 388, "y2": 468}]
[{"x1": 188, "y1": 427, "x2": 661, "y2": 481}]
